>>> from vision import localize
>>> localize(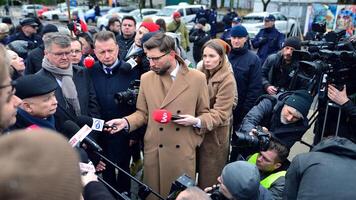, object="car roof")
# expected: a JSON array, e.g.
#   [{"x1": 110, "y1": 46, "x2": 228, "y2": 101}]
[{"x1": 164, "y1": 3, "x2": 204, "y2": 9}]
